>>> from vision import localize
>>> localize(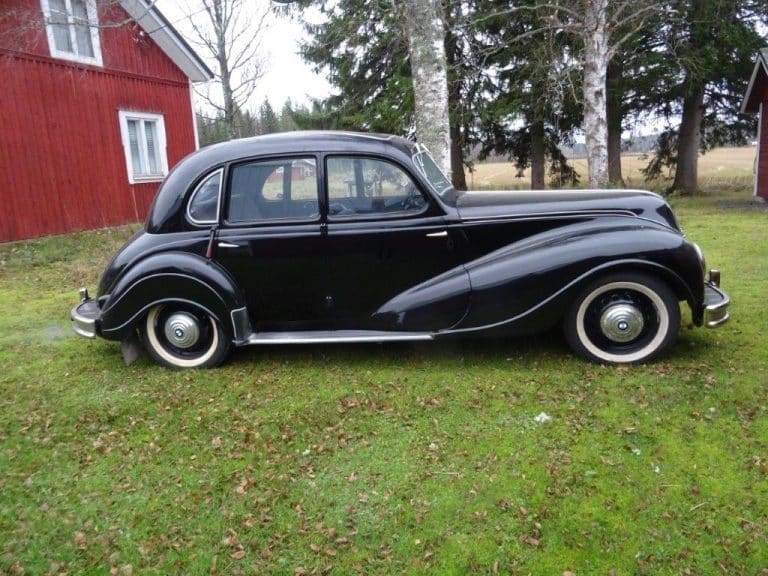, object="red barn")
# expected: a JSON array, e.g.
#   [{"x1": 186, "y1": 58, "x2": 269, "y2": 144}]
[
  {"x1": 742, "y1": 48, "x2": 768, "y2": 202},
  {"x1": 0, "y1": 0, "x2": 212, "y2": 242}
]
